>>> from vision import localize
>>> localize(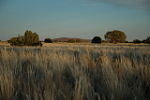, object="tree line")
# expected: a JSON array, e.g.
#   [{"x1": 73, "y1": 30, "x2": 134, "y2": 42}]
[
  {"x1": 92, "y1": 30, "x2": 150, "y2": 44},
  {"x1": 8, "y1": 30, "x2": 150, "y2": 46}
]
